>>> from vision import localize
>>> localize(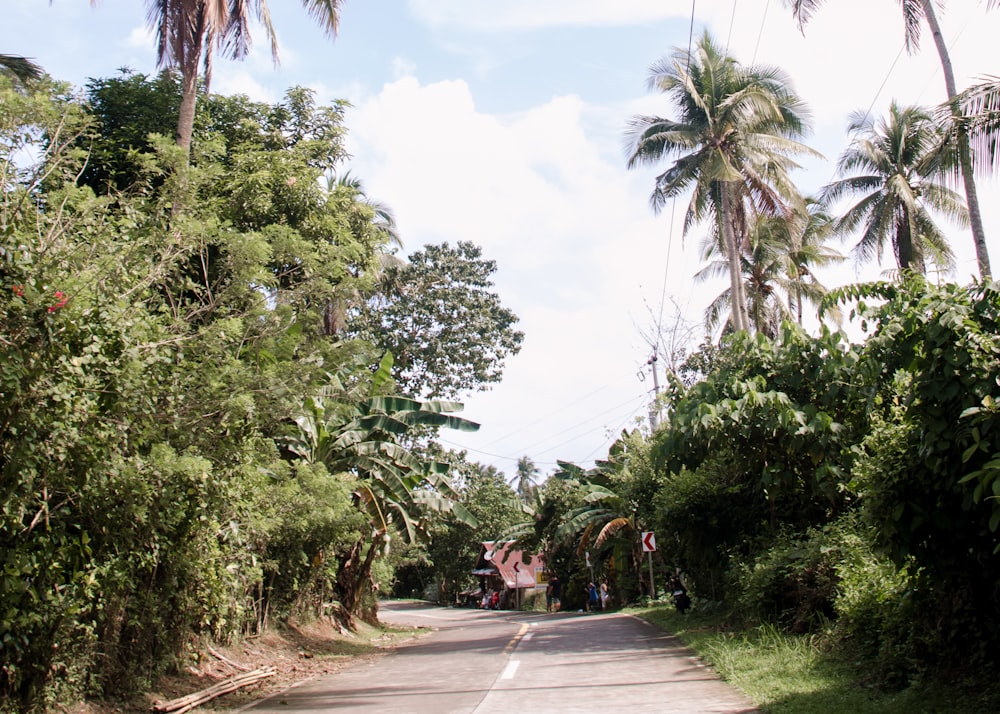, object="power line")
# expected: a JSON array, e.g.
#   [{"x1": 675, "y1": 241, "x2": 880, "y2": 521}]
[
  {"x1": 470, "y1": 371, "x2": 639, "y2": 450},
  {"x1": 751, "y1": 0, "x2": 770, "y2": 65},
  {"x1": 439, "y1": 391, "x2": 648, "y2": 468},
  {"x1": 580, "y1": 402, "x2": 648, "y2": 463},
  {"x1": 725, "y1": 0, "x2": 738, "y2": 55},
  {"x1": 517, "y1": 392, "x2": 648, "y2": 454}
]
